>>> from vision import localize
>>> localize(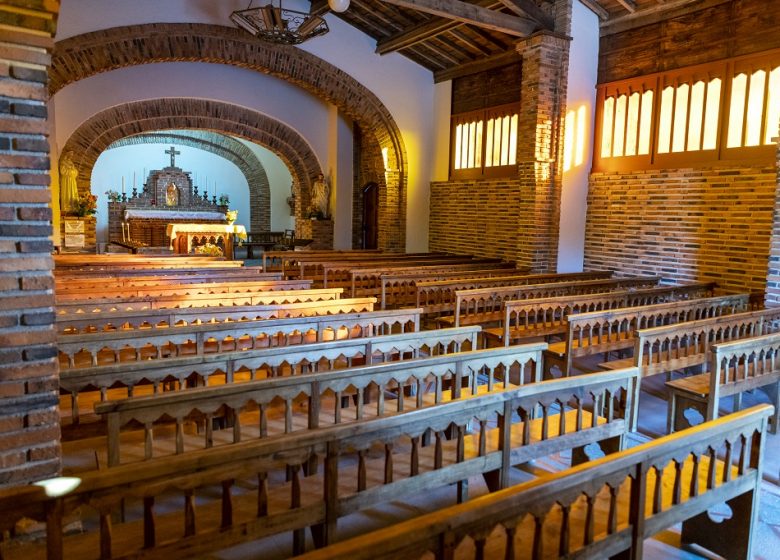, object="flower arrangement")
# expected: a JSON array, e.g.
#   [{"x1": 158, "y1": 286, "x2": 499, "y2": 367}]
[
  {"x1": 218, "y1": 194, "x2": 230, "y2": 206},
  {"x1": 73, "y1": 193, "x2": 98, "y2": 217},
  {"x1": 104, "y1": 189, "x2": 120, "y2": 202},
  {"x1": 194, "y1": 243, "x2": 223, "y2": 257},
  {"x1": 225, "y1": 209, "x2": 238, "y2": 225}
]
